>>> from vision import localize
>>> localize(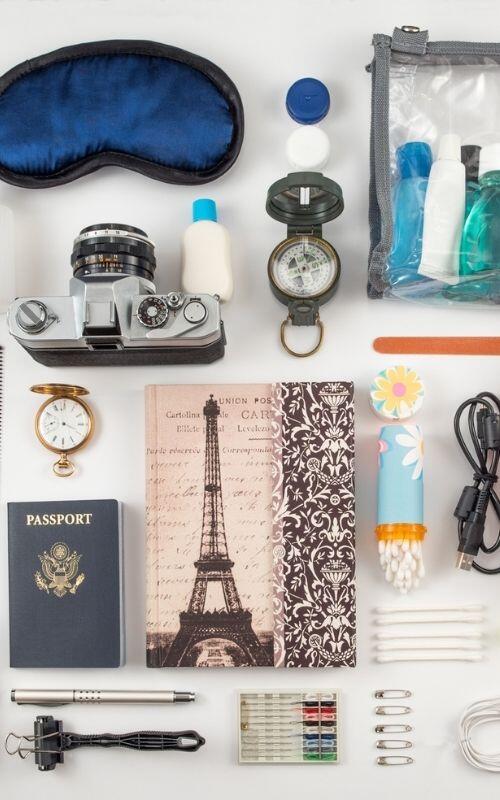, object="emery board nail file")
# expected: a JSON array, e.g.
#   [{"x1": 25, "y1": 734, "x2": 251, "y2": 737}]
[{"x1": 373, "y1": 337, "x2": 500, "y2": 355}]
